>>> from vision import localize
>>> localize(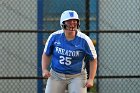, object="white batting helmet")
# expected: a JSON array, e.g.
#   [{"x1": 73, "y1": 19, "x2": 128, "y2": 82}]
[{"x1": 60, "y1": 10, "x2": 80, "y2": 29}]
